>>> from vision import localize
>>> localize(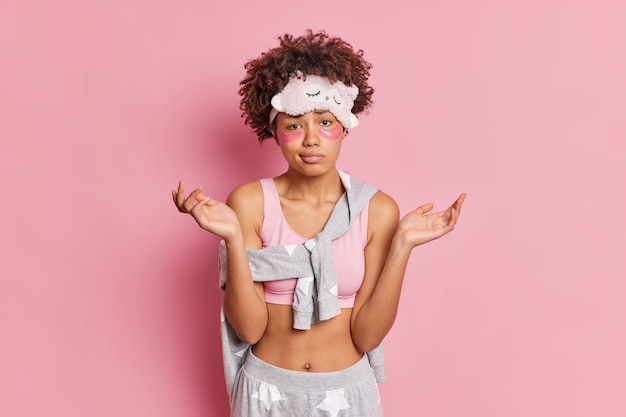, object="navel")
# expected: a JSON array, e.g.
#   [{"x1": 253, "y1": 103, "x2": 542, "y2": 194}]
[{"x1": 303, "y1": 363, "x2": 311, "y2": 372}]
